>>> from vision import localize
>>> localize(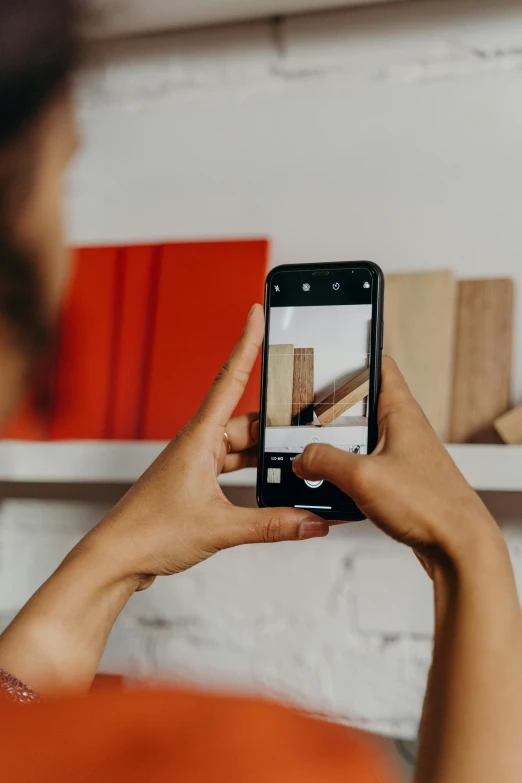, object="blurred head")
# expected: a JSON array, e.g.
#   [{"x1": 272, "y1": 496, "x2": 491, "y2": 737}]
[{"x1": 0, "y1": 0, "x2": 80, "y2": 419}]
